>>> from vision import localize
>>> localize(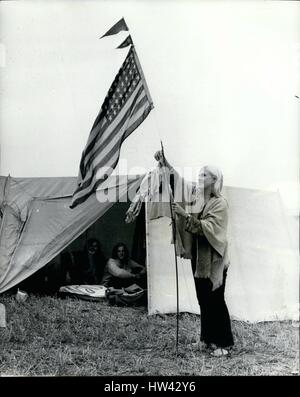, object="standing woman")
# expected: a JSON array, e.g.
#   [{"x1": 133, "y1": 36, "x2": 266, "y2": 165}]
[{"x1": 154, "y1": 151, "x2": 234, "y2": 357}]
